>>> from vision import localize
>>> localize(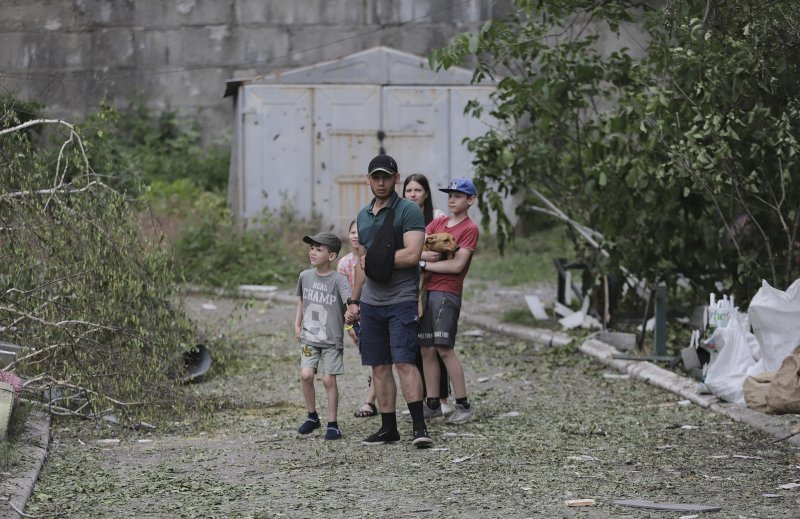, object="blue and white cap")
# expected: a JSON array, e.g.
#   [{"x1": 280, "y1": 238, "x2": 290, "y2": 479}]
[{"x1": 439, "y1": 177, "x2": 477, "y2": 197}]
